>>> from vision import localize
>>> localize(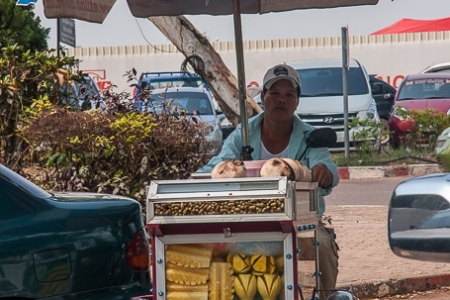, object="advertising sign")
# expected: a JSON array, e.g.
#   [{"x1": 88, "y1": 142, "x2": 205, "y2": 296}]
[
  {"x1": 16, "y1": 0, "x2": 37, "y2": 5},
  {"x1": 58, "y1": 18, "x2": 76, "y2": 48}
]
